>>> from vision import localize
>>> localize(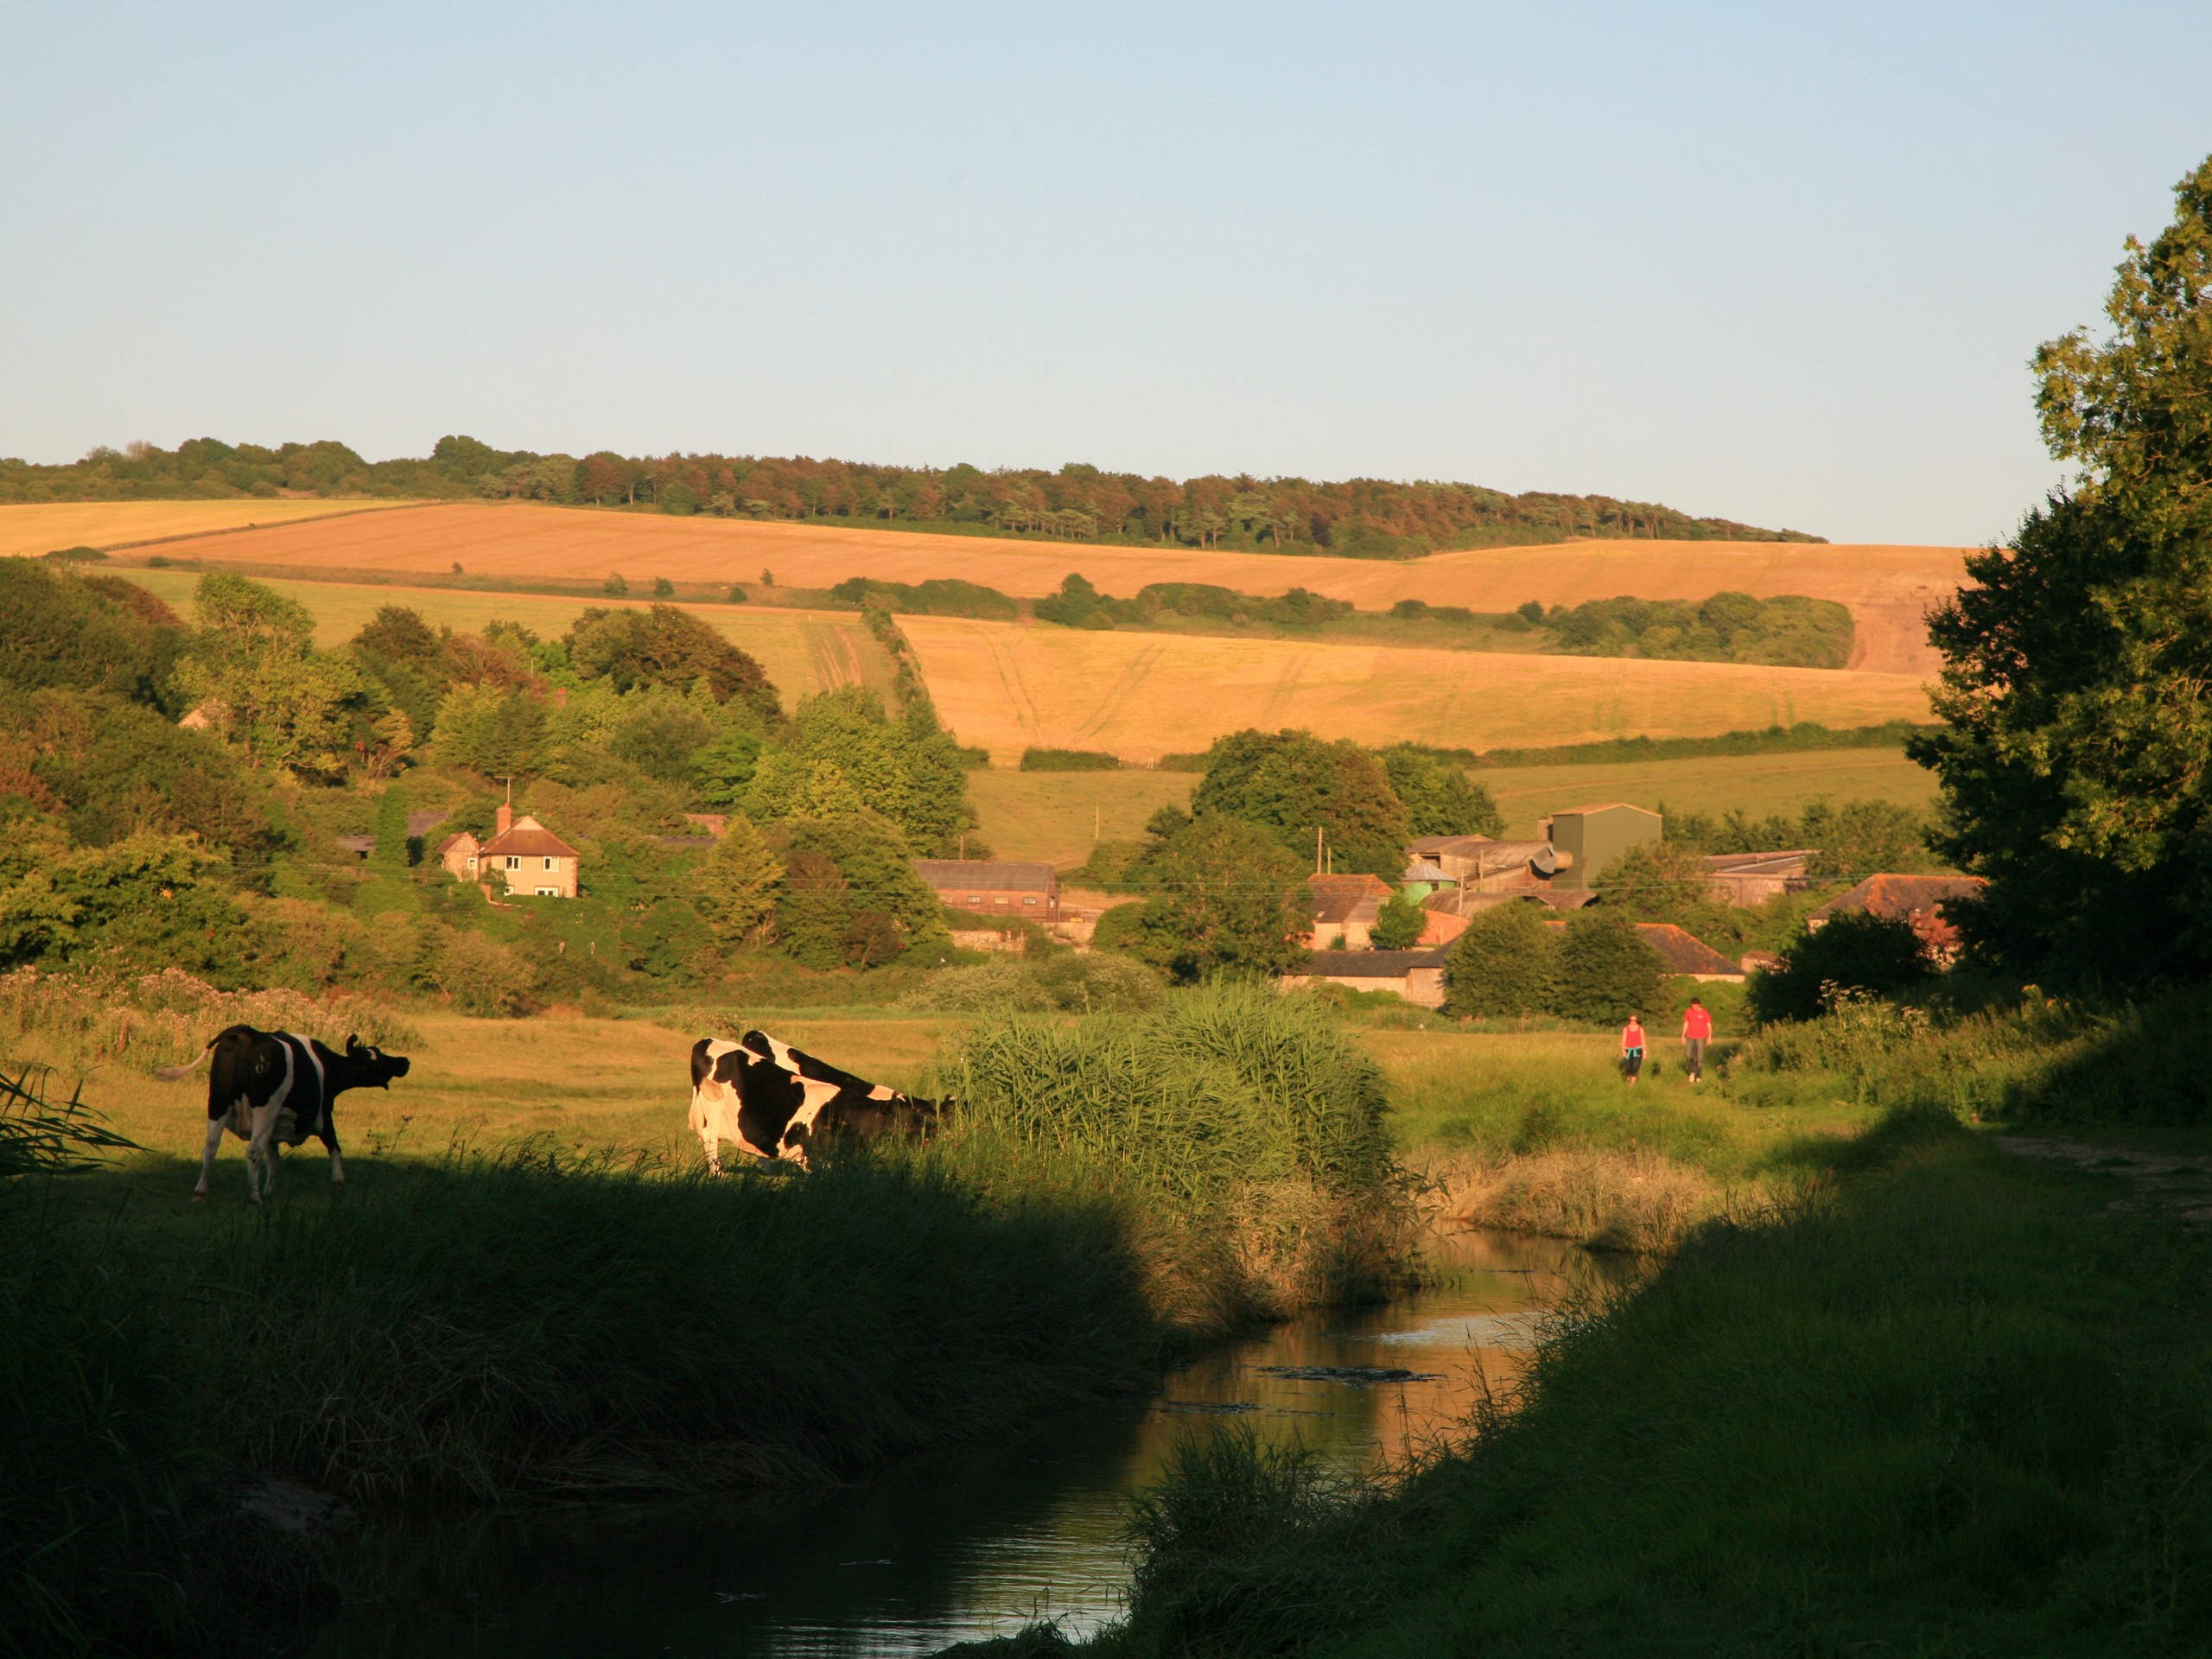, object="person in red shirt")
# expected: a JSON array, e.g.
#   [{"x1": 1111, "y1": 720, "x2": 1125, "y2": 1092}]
[
  {"x1": 1681, "y1": 996, "x2": 1714, "y2": 1084},
  {"x1": 1619, "y1": 1015, "x2": 1645, "y2": 1085}
]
